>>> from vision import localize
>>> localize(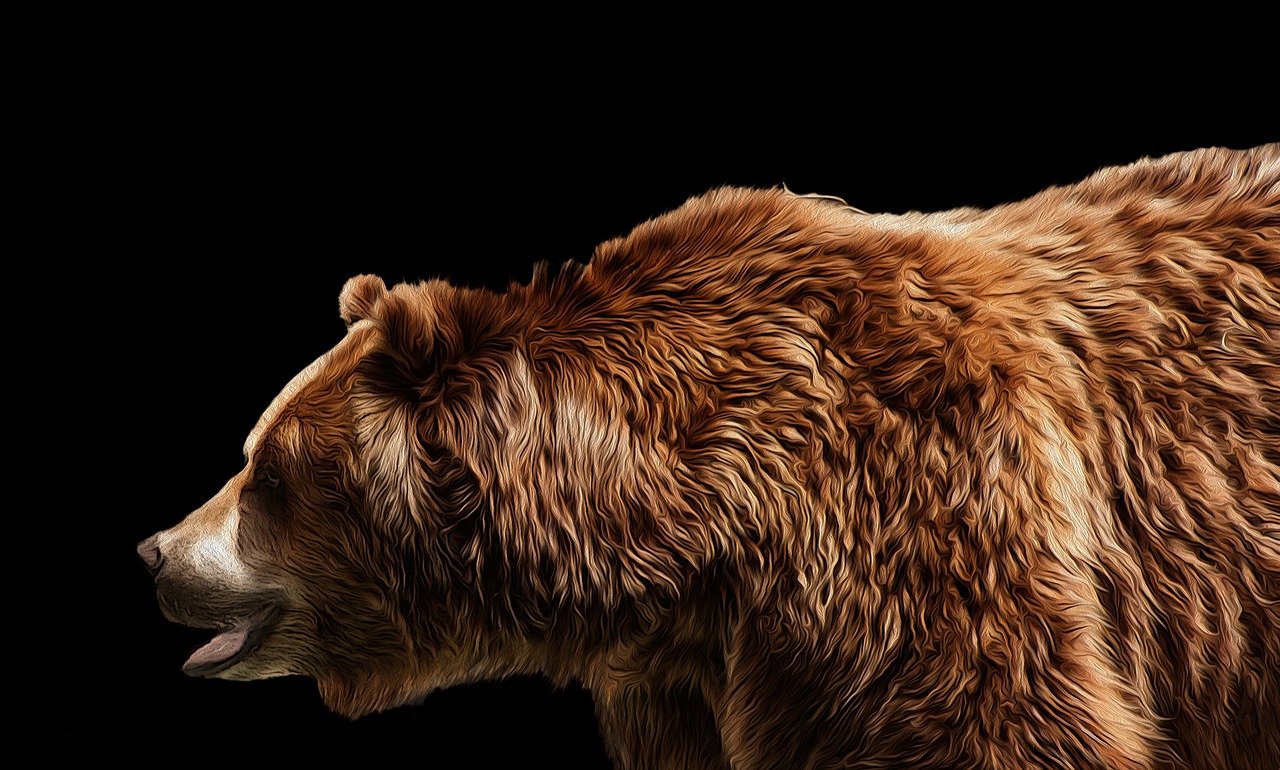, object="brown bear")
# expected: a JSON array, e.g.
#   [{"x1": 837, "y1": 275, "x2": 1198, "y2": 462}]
[{"x1": 139, "y1": 145, "x2": 1280, "y2": 769}]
